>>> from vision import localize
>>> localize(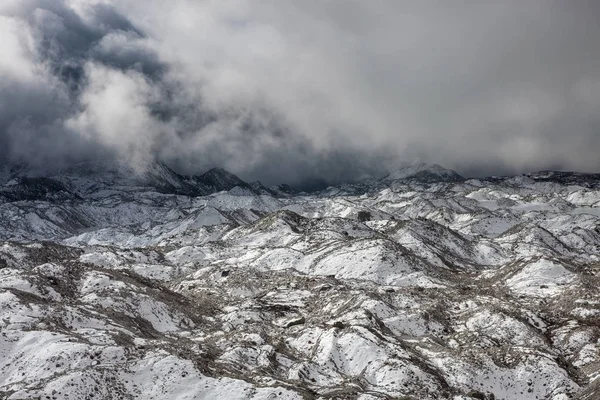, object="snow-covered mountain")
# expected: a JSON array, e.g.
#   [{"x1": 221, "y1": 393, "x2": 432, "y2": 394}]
[
  {"x1": 1, "y1": 161, "x2": 600, "y2": 400},
  {"x1": 382, "y1": 163, "x2": 465, "y2": 182}
]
